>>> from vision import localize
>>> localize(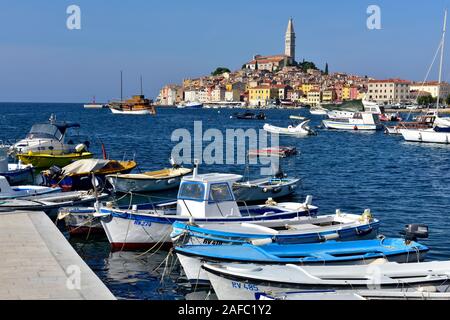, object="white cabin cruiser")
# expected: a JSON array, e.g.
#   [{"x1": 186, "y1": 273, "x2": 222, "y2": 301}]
[
  {"x1": 323, "y1": 112, "x2": 382, "y2": 131},
  {"x1": 96, "y1": 165, "x2": 318, "y2": 250},
  {"x1": 10, "y1": 114, "x2": 85, "y2": 155}
]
